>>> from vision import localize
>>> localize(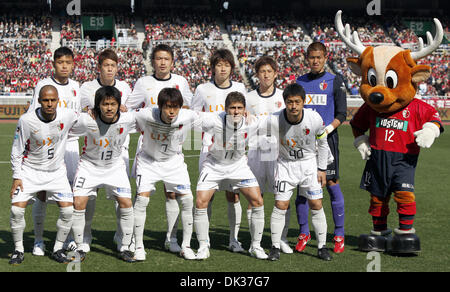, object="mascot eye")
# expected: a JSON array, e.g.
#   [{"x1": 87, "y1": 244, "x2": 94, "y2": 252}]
[
  {"x1": 385, "y1": 70, "x2": 398, "y2": 89},
  {"x1": 367, "y1": 68, "x2": 377, "y2": 87}
]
